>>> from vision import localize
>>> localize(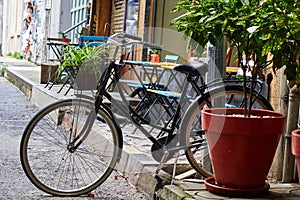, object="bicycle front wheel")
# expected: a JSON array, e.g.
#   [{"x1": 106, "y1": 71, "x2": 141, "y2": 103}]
[
  {"x1": 20, "y1": 98, "x2": 122, "y2": 196},
  {"x1": 182, "y1": 85, "x2": 273, "y2": 178}
]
